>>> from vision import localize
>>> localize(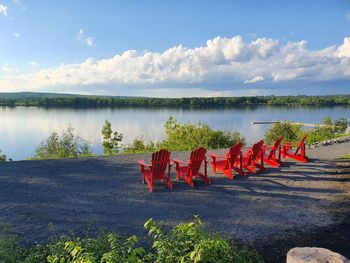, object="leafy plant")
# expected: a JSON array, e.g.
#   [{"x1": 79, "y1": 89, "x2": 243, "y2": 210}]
[
  {"x1": 32, "y1": 125, "x2": 92, "y2": 160},
  {"x1": 0, "y1": 217, "x2": 264, "y2": 263},
  {"x1": 101, "y1": 120, "x2": 123, "y2": 155},
  {"x1": 307, "y1": 117, "x2": 348, "y2": 145},
  {"x1": 264, "y1": 122, "x2": 303, "y2": 145},
  {"x1": 157, "y1": 116, "x2": 245, "y2": 151},
  {"x1": 123, "y1": 136, "x2": 156, "y2": 154},
  {"x1": 144, "y1": 216, "x2": 263, "y2": 263}
]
